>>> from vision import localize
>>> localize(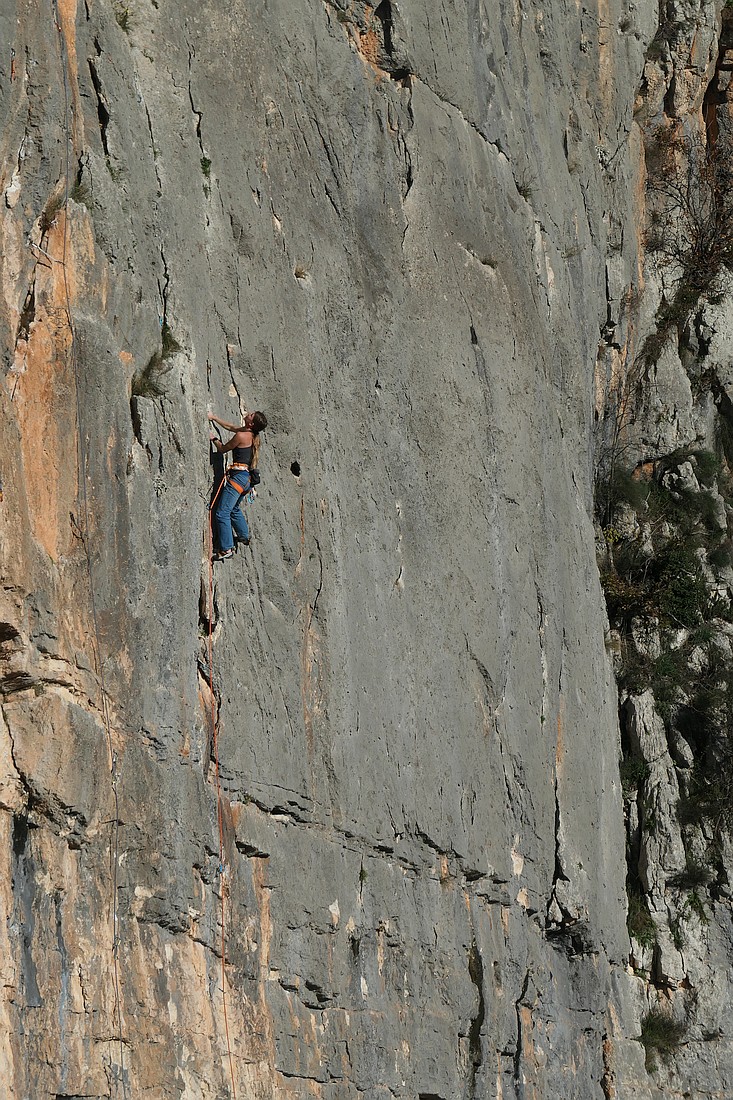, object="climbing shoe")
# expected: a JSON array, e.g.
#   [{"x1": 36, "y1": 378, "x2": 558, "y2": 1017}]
[
  {"x1": 214, "y1": 549, "x2": 234, "y2": 561},
  {"x1": 233, "y1": 535, "x2": 251, "y2": 549}
]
